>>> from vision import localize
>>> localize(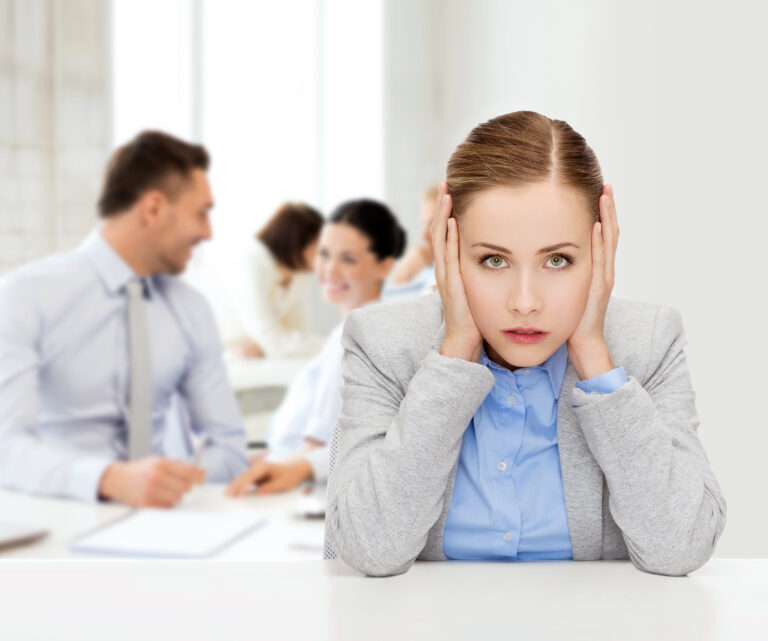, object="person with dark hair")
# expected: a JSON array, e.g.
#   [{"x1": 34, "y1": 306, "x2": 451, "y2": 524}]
[
  {"x1": 0, "y1": 130, "x2": 248, "y2": 506},
  {"x1": 226, "y1": 199, "x2": 406, "y2": 496},
  {"x1": 221, "y1": 202, "x2": 325, "y2": 359}
]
